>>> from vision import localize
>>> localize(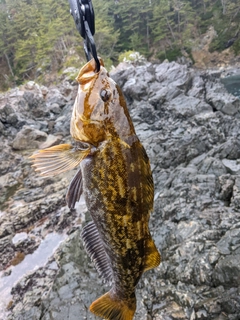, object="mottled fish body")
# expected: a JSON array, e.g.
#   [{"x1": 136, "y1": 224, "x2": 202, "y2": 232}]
[{"x1": 30, "y1": 58, "x2": 160, "y2": 320}]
